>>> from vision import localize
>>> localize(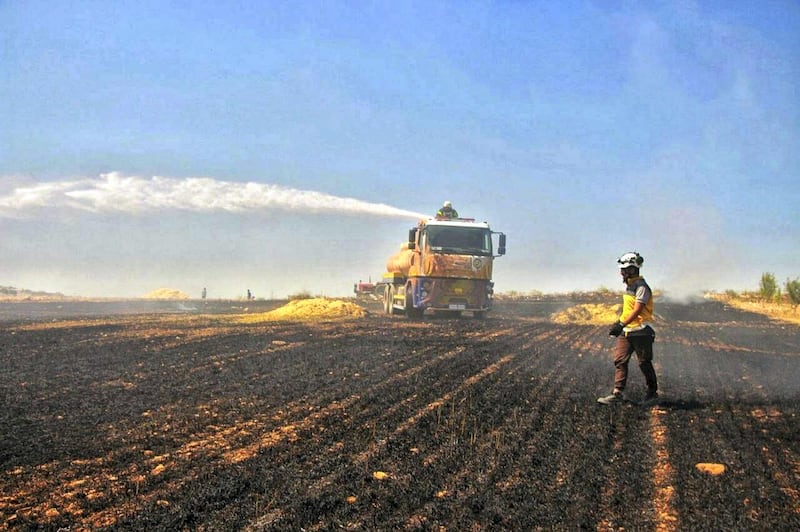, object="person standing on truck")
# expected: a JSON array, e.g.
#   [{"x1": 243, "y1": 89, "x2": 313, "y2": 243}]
[
  {"x1": 436, "y1": 201, "x2": 458, "y2": 219},
  {"x1": 597, "y1": 252, "x2": 659, "y2": 406}
]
